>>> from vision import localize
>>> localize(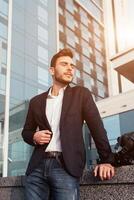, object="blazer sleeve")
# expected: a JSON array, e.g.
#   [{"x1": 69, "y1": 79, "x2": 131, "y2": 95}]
[
  {"x1": 21, "y1": 99, "x2": 37, "y2": 146},
  {"x1": 82, "y1": 88, "x2": 114, "y2": 164}
]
